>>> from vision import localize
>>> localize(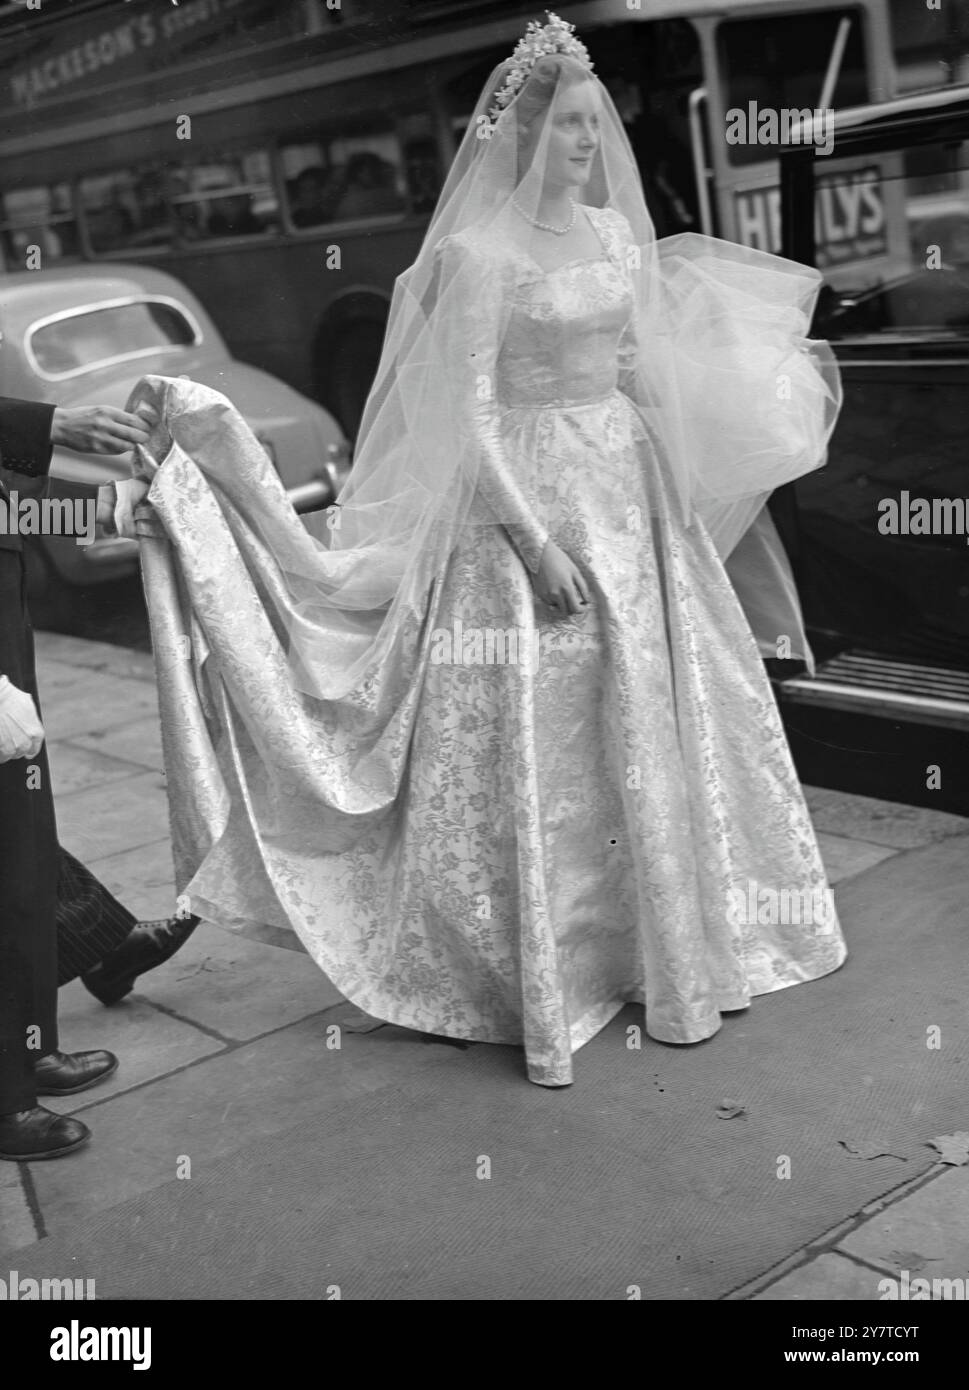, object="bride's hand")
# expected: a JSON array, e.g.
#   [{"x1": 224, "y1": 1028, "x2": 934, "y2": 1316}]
[{"x1": 533, "y1": 539, "x2": 592, "y2": 618}]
